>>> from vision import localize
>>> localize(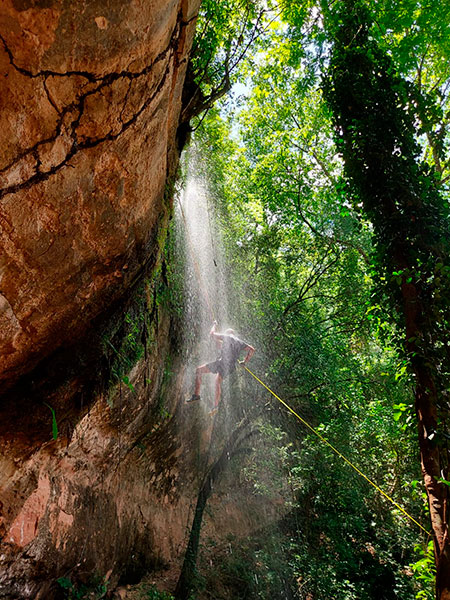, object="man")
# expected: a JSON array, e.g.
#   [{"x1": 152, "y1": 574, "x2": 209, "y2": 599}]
[{"x1": 188, "y1": 321, "x2": 255, "y2": 414}]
